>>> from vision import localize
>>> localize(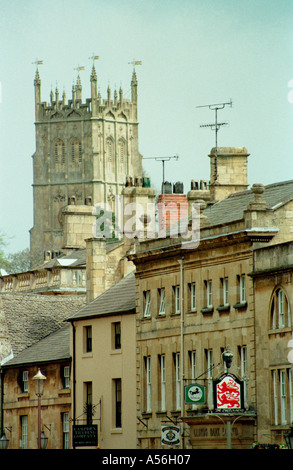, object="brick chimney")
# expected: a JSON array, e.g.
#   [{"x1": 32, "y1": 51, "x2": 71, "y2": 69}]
[{"x1": 157, "y1": 182, "x2": 188, "y2": 233}]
